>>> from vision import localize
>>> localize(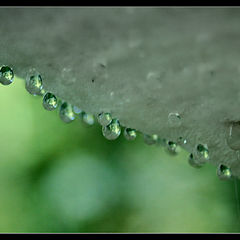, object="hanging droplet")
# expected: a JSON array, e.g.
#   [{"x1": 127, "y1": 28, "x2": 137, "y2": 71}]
[
  {"x1": 82, "y1": 112, "x2": 95, "y2": 126},
  {"x1": 73, "y1": 106, "x2": 82, "y2": 114},
  {"x1": 42, "y1": 92, "x2": 58, "y2": 111},
  {"x1": 97, "y1": 112, "x2": 112, "y2": 127},
  {"x1": 102, "y1": 119, "x2": 121, "y2": 140},
  {"x1": 0, "y1": 65, "x2": 14, "y2": 85},
  {"x1": 188, "y1": 153, "x2": 202, "y2": 168},
  {"x1": 168, "y1": 112, "x2": 182, "y2": 127},
  {"x1": 59, "y1": 102, "x2": 75, "y2": 123},
  {"x1": 25, "y1": 73, "x2": 43, "y2": 96},
  {"x1": 226, "y1": 122, "x2": 240, "y2": 150},
  {"x1": 195, "y1": 143, "x2": 209, "y2": 162},
  {"x1": 143, "y1": 134, "x2": 158, "y2": 145},
  {"x1": 166, "y1": 141, "x2": 181, "y2": 155},
  {"x1": 124, "y1": 128, "x2": 137, "y2": 141},
  {"x1": 217, "y1": 164, "x2": 232, "y2": 180},
  {"x1": 177, "y1": 136, "x2": 187, "y2": 145}
]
